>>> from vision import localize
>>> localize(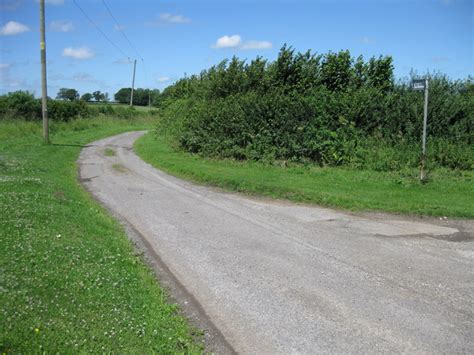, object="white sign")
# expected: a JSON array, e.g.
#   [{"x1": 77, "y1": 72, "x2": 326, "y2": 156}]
[{"x1": 413, "y1": 79, "x2": 426, "y2": 91}]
